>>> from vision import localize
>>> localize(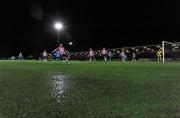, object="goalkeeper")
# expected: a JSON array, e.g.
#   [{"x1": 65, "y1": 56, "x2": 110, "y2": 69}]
[{"x1": 156, "y1": 48, "x2": 163, "y2": 63}]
